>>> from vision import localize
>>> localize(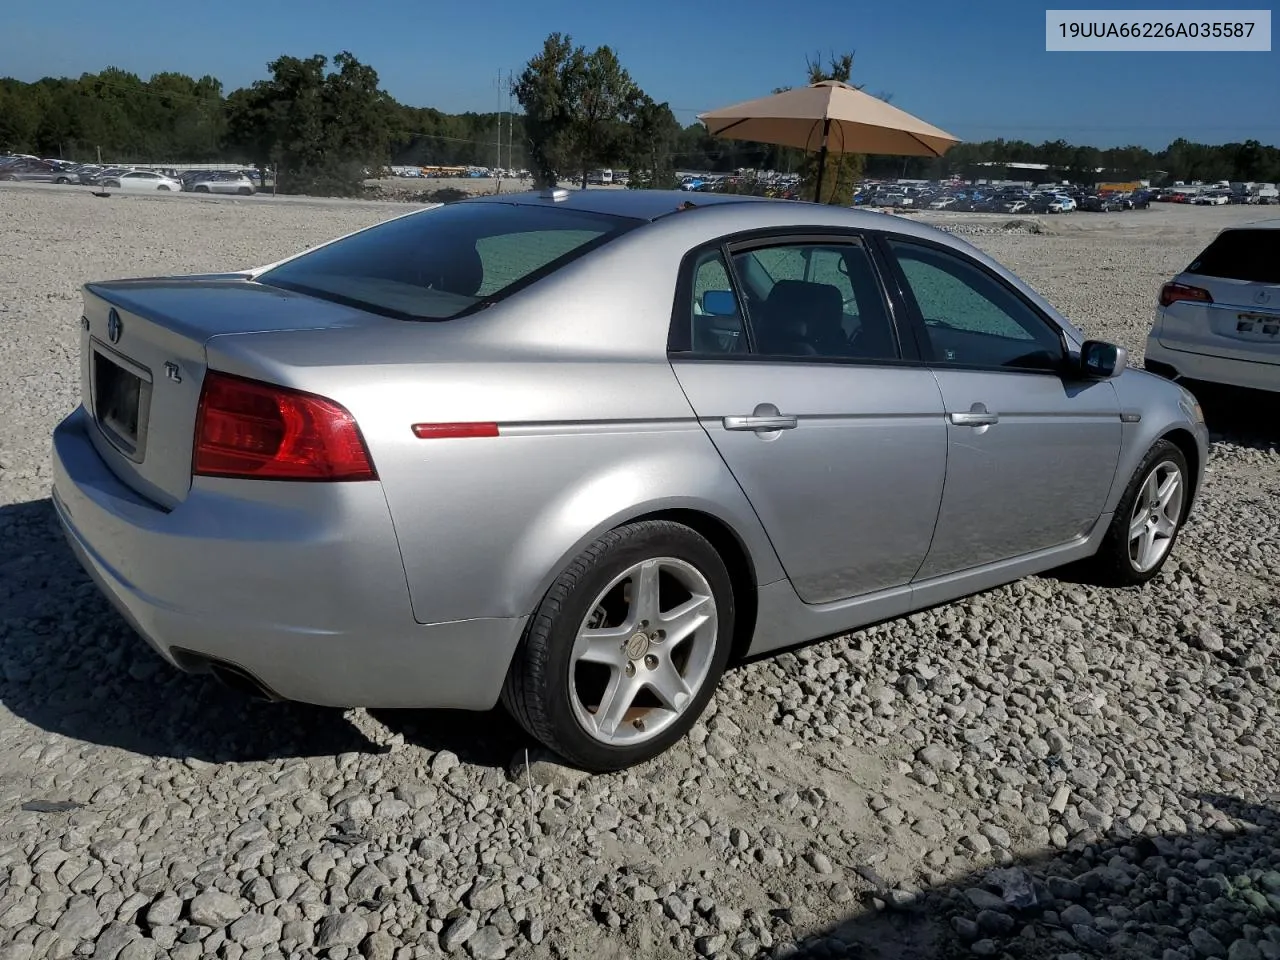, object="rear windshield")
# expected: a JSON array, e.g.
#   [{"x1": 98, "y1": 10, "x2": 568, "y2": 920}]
[
  {"x1": 1186, "y1": 229, "x2": 1280, "y2": 284},
  {"x1": 258, "y1": 202, "x2": 636, "y2": 320}
]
